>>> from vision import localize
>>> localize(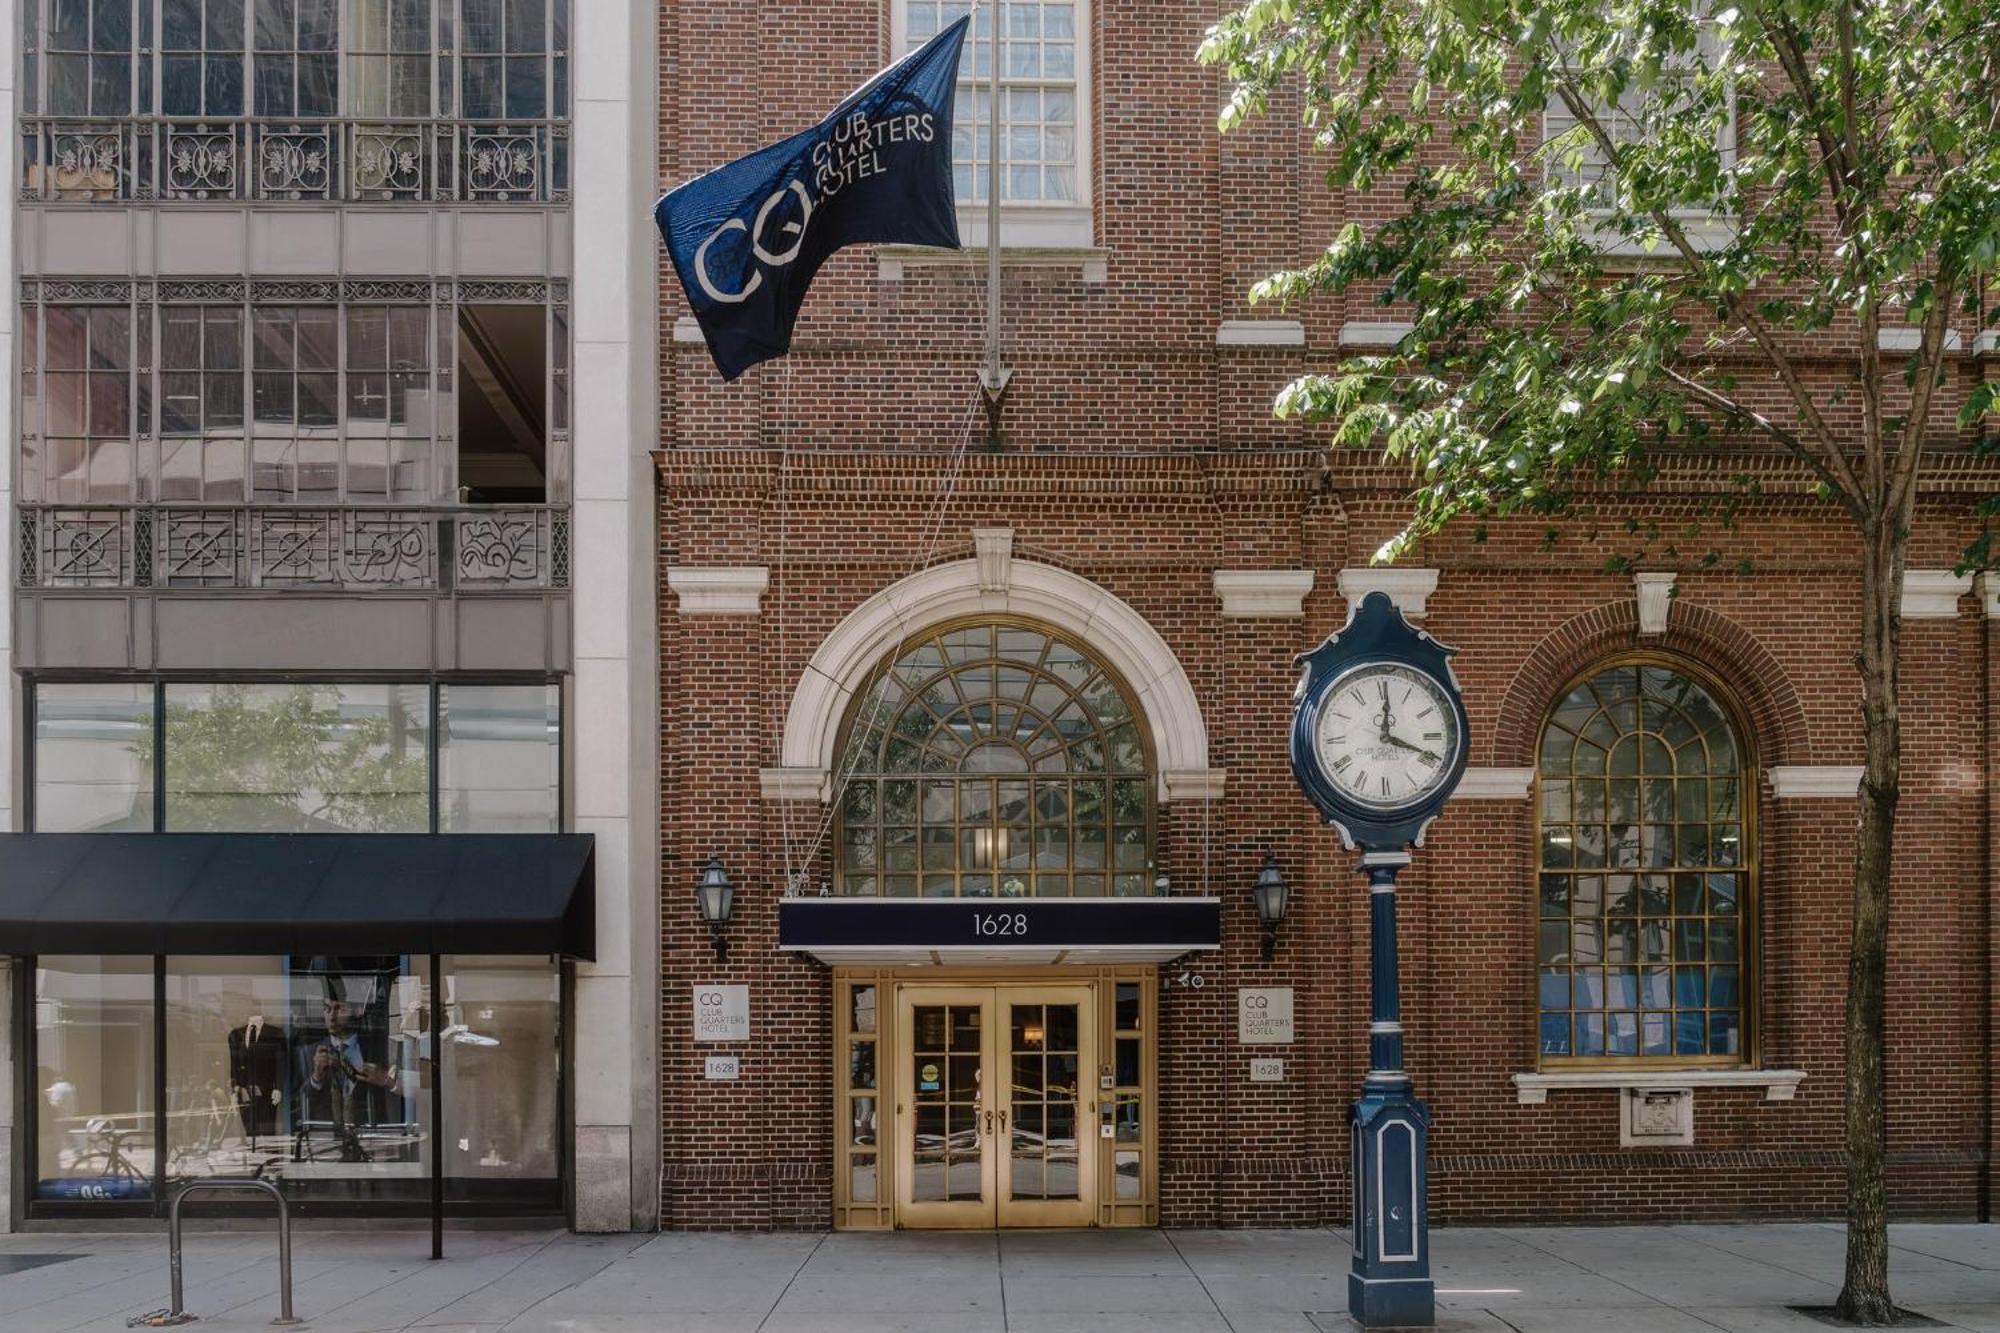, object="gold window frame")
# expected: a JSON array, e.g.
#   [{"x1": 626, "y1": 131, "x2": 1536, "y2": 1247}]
[
  {"x1": 1532, "y1": 651, "x2": 1760, "y2": 1070},
  {"x1": 830, "y1": 615, "x2": 1158, "y2": 899}
]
